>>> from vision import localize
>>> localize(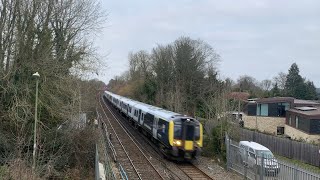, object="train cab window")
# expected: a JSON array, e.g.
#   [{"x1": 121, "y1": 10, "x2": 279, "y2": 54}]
[
  {"x1": 185, "y1": 125, "x2": 195, "y2": 140},
  {"x1": 174, "y1": 122, "x2": 182, "y2": 139},
  {"x1": 158, "y1": 119, "x2": 168, "y2": 133},
  {"x1": 195, "y1": 125, "x2": 200, "y2": 140}
]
